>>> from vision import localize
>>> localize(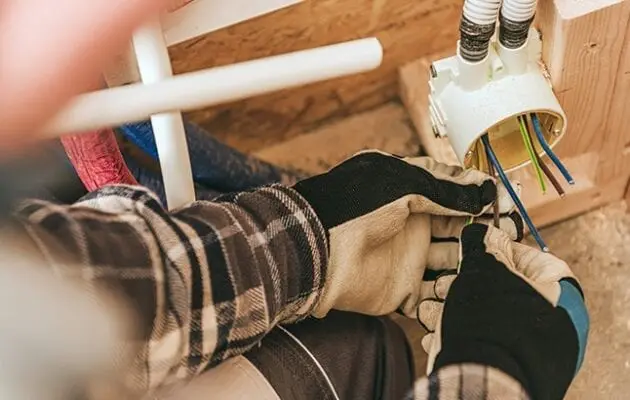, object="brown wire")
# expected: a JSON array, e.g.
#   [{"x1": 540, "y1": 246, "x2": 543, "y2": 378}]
[
  {"x1": 484, "y1": 142, "x2": 501, "y2": 228},
  {"x1": 524, "y1": 115, "x2": 565, "y2": 197}
]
